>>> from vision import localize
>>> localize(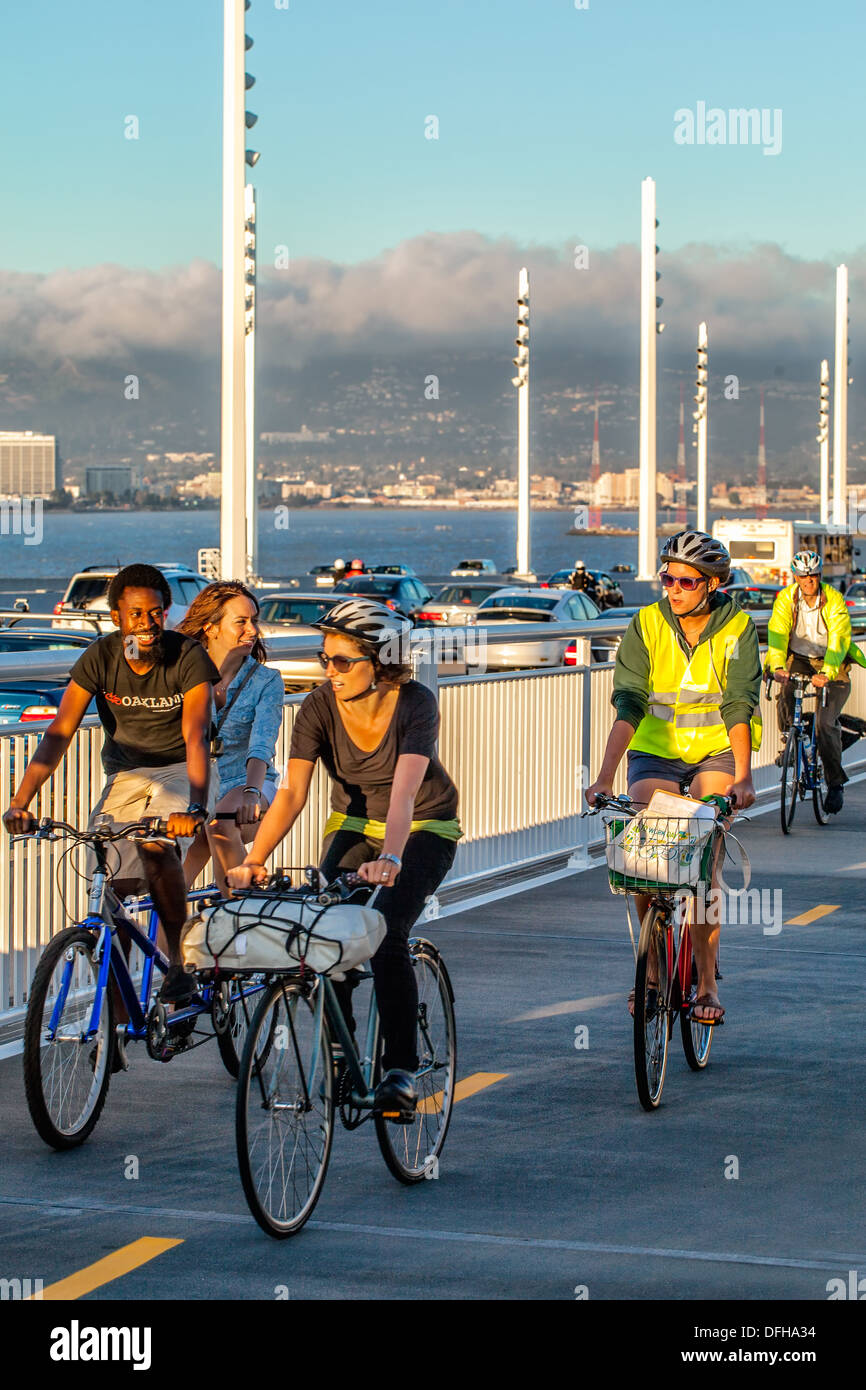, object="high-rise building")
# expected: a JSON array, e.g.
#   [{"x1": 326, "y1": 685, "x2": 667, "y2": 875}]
[
  {"x1": 85, "y1": 466, "x2": 135, "y2": 496},
  {"x1": 0, "y1": 431, "x2": 59, "y2": 498}
]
